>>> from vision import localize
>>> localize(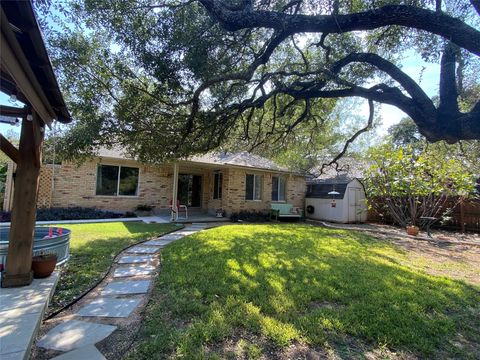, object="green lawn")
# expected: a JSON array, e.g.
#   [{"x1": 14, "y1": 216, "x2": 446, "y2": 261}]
[
  {"x1": 49, "y1": 221, "x2": 180, "y2": 314},
  {"x1": 130, "y1": 224, "x2": 480, "y2": 359}
]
